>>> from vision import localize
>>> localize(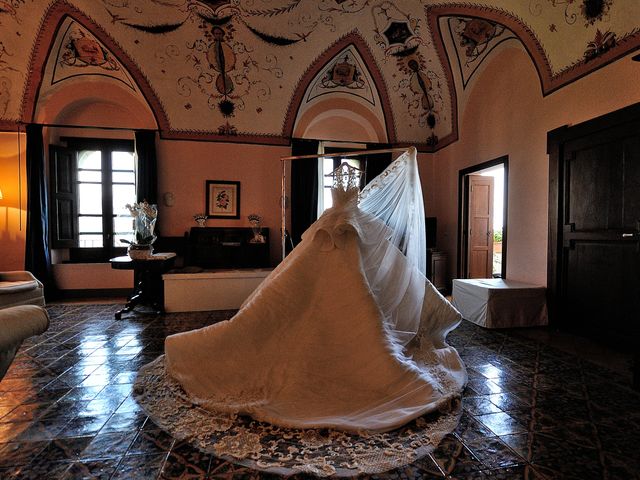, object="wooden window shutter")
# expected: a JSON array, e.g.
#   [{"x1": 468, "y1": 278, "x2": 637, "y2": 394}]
[{"x1": 49, "y1": 145, "x2": 78, "y2": 248}]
